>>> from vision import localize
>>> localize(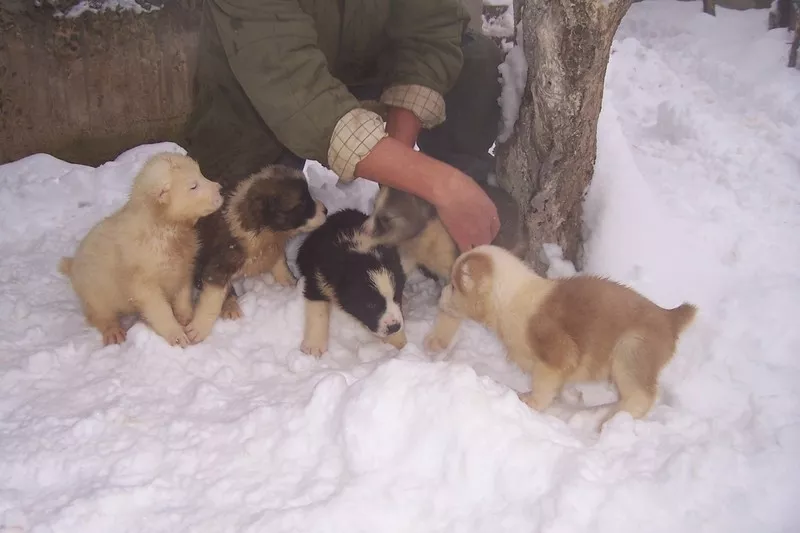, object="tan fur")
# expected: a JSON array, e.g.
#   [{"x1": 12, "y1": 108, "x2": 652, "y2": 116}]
[
  {"x1": 425, "y1": 245, "x2": 698, "y2": 429},
  {"x1": 398, "y1": 219, "x2": 459, "y2": 280},
  {"x1": 59, "y1": 152, "x2": 223, "y2": 347},
  {"x1": 186, "y1": 171, "x2": 326, "y2": 343}
]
